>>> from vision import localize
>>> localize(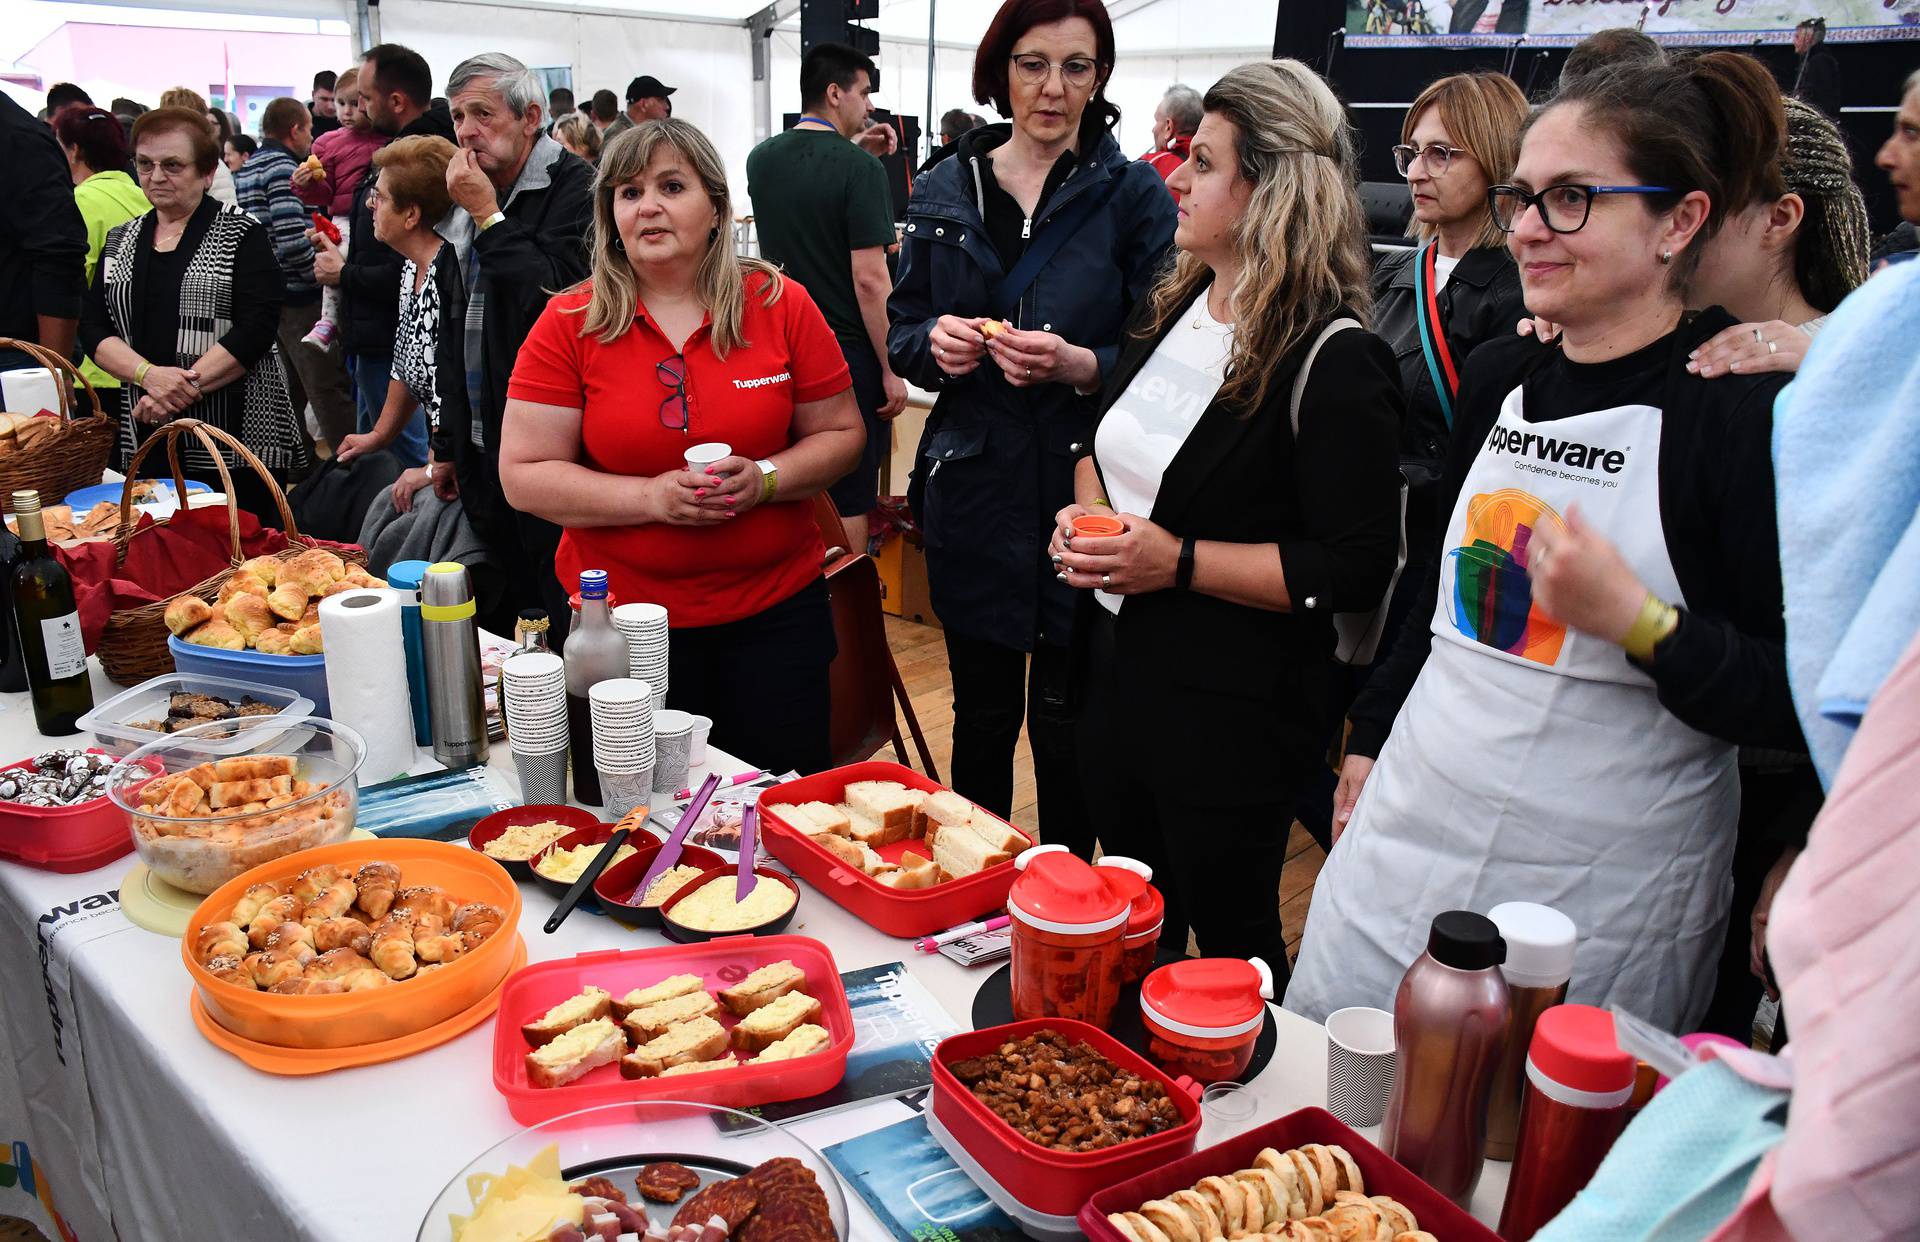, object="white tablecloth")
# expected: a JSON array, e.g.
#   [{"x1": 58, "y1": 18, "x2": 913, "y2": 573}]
[{"x1": 0, "y1": 663, "x2": 1506, "y2": 1241}]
